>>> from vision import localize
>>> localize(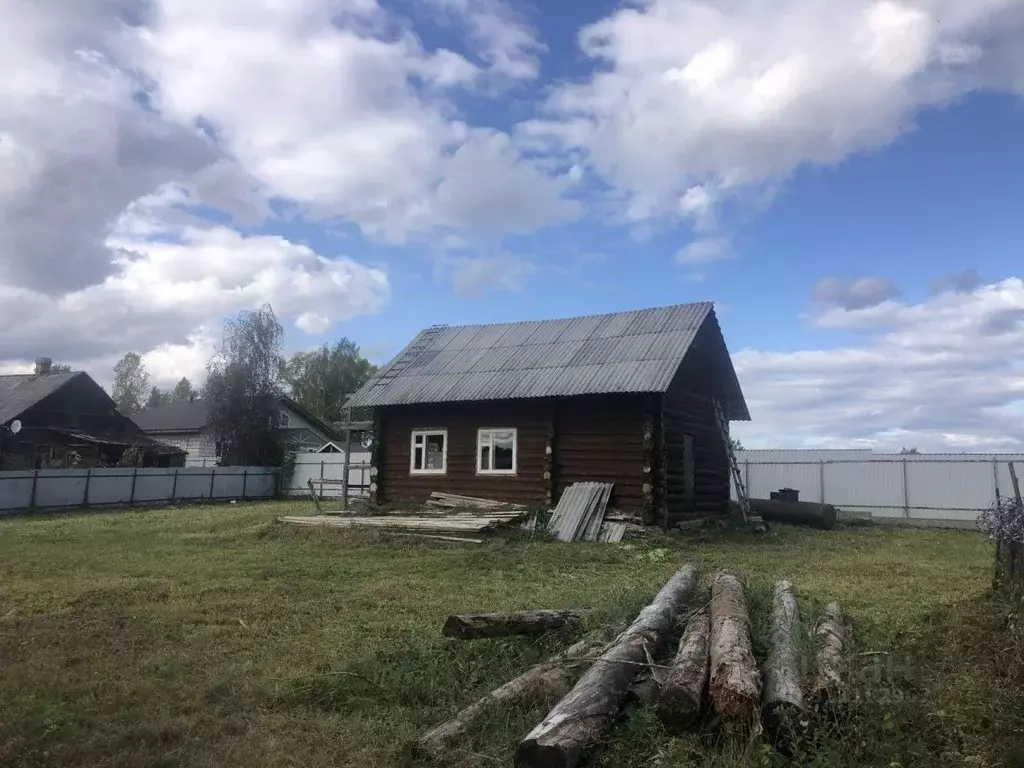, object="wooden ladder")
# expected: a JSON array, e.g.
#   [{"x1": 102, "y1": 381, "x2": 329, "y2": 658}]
[{"x1": 713, "y1": 398, "x2": 767, "y2": 532}]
